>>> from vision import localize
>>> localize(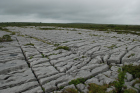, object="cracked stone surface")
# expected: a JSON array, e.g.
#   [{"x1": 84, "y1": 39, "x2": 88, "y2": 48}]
[{"x1": 0, "y1": 26, "x2": 140, "y2": 93}]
